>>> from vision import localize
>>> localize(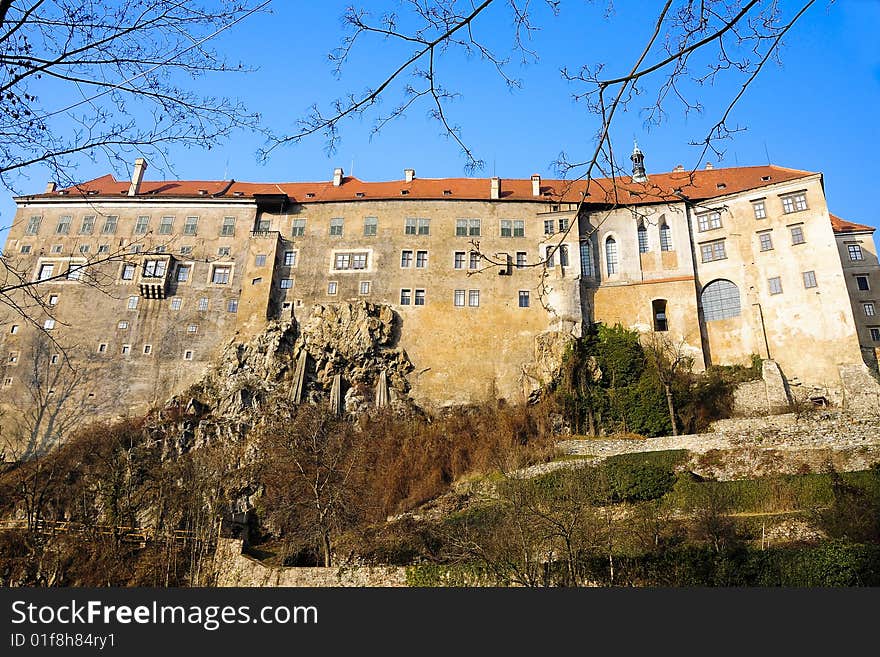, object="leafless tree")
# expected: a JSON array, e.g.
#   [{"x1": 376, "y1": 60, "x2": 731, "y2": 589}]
[
  {"x1": 264, "y1": 0, "x2": 820, "y2": 278},
  {"x1": 643, "y1": 330, "x2": 694, "y2": 436},
  {"x1": 0, "y1": 0, "x2": 267, "y2": 193}
]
